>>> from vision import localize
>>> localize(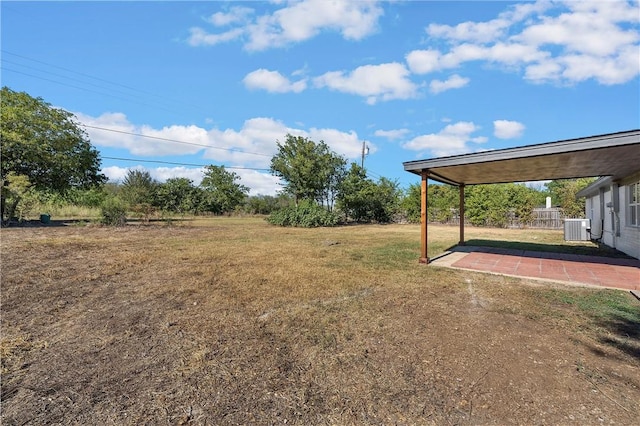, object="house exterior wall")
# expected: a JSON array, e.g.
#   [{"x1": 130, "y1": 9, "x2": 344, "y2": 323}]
[
  {"x1": 582, "y1": 176, "x2": 640, "y2": 260},
  {"x1": 616, "y1": 183, "x2": 640, "y2": 259},
  {"x1": 586, "y1": 190, "x2": 604, "y2": 241},
  {"x1": 602, "y1": 188, "x2": 615, "y2": 248}
]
